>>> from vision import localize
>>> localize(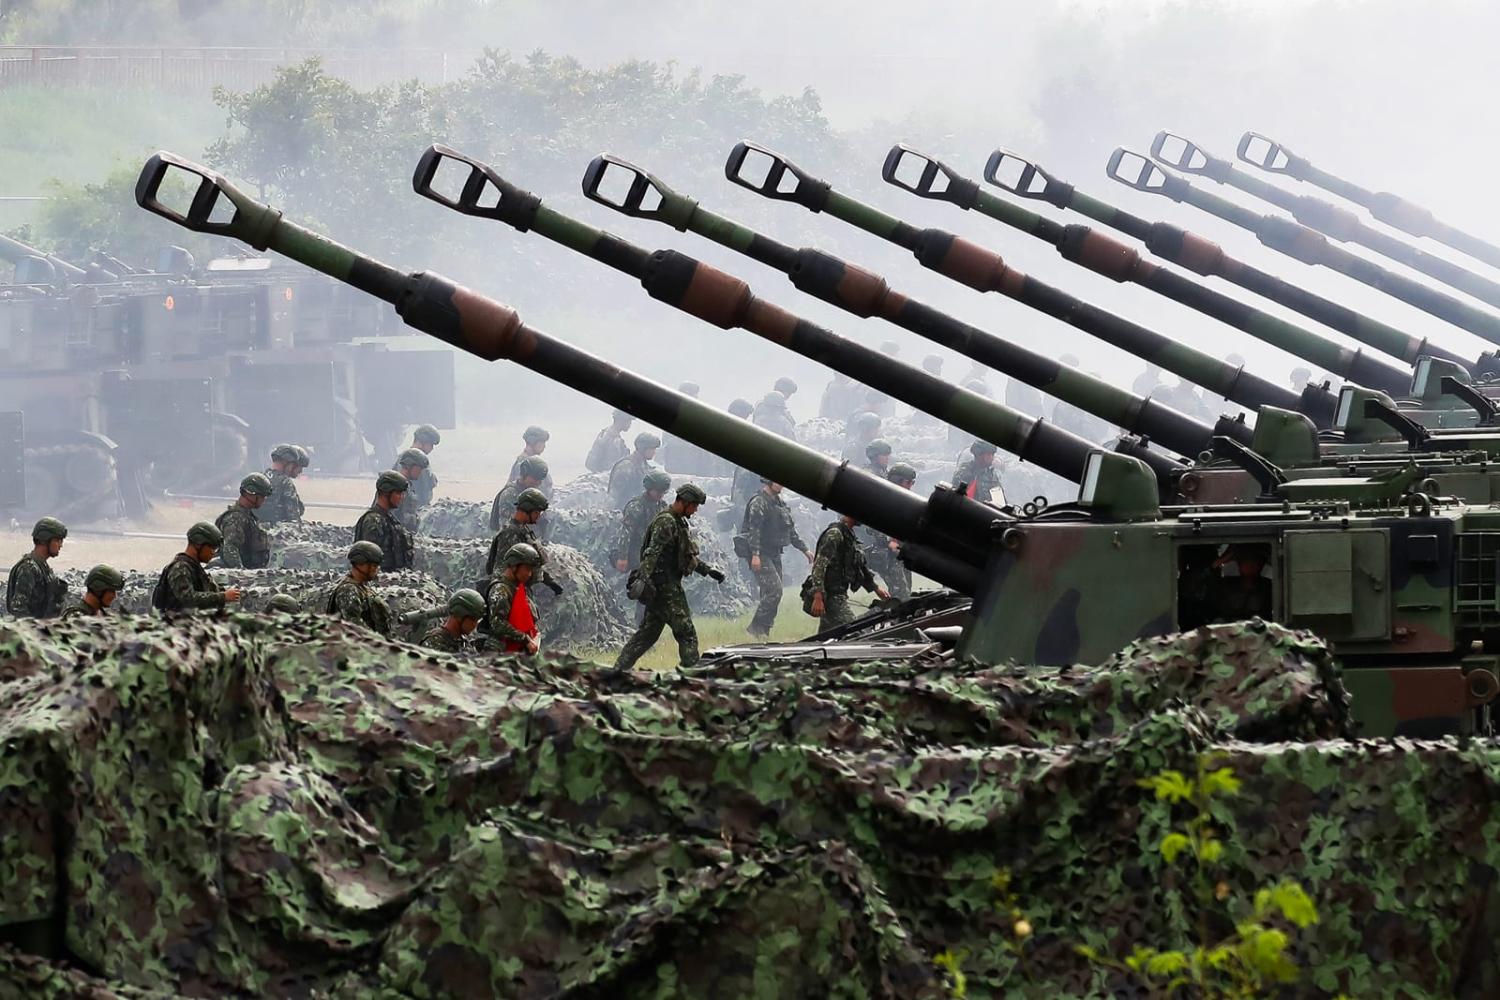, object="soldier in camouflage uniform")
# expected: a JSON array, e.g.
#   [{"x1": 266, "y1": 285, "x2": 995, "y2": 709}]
[
  {"x1": 258, "y1": 444, "x2": 307, "y2": 525},
  {"x1": 407, "y1": 423, "x2": 441, "y2": 509},
  {"x1": 614, "y1": 484, "x2": 725, "y2": 669},
  {"x1": 327, "y1": 540, "x2": 392, "y2": 635},
  {"x1": 863, "y1": 463, "x2": 916, "y2": 602},
  {"x1": 752, "y1": 390, "x2": 797, "y2": 442},
  {"x1": 864, "y1": 439, "x2": 893, "y2": 478},
  {"x1": 489, "y1": 456, "x2": 550, "y2": 532},
  {"x1": 607, "y1": 432, "x2": 662, "y2": 512},
  {"x1": 6, "y1": 516, "x2": 68, "y2": 618},
  {"x1": 265, "y1": 593, "x2": 302, "y2": 614},
  {"x1": 487, "y1": 542, "x2": 544, "y2": 654},
  {"x1": 420, "y1": 588, "x2": 485, "y2": 652},
  {"x1": 842, "y1": 411, "x2": 882, "y2": 463},
  {"x1": 354, "y1": 471, "x2": 414, "y2": 571},
  {"x1": 740, "y1": 478, "x2": 812, "y2": 638},
  {"x1": 483, "y1": 488, "x2": 562, "y2": 594},
  {"x1": 727, "y1": 400, "x2": 762, "y2": 511},
  {"x1": 391, "y1": 449, "x2": 431, "y2": 531},
  {"x1": 586, "y1": 409, "x2": 633, "y2": 473},
  {"x1": 774, "y1": 376, "x2": 799, "y2": 405},
  {"x1": 953, "y1": 440, "x2": 1004, "y2": 505},
  {"x1": 611, "y1": 470, "x2": 672, "y2": 575},
  {"x1": 216, "y1": 473, "x2": 273, "y2": 569},
  {"x1": 507, "y1": 426, "x2": 554, "y2": 498},
  {"x1": 60, "y1": 564, "x2": 125, "y2": 619},
  {"x1": 152, "y1": 522, "x2": 242, "y2": 613},
  {"x1": 806, "y1": 514, "x2": 887, "y2": 630}
]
